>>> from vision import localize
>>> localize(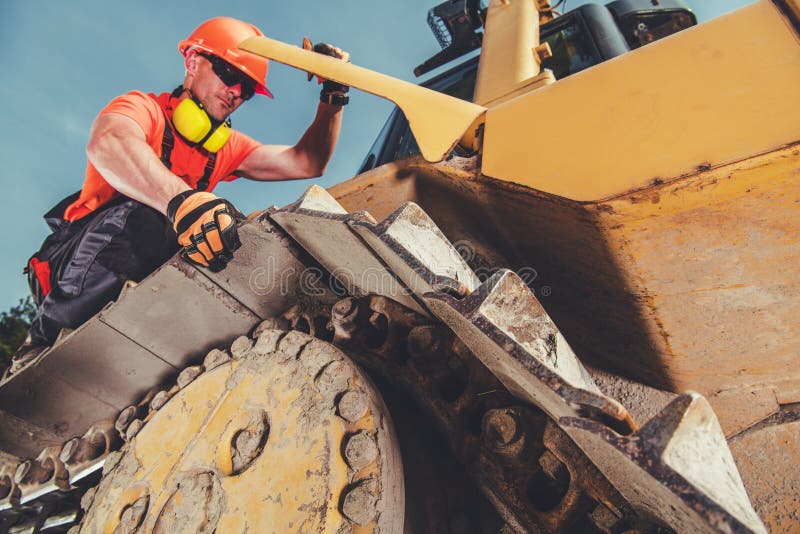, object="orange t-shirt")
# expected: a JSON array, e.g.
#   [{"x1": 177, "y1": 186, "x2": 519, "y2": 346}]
[{"x1": 64, "y1": 91, "x2": 261, "y2": 221}]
